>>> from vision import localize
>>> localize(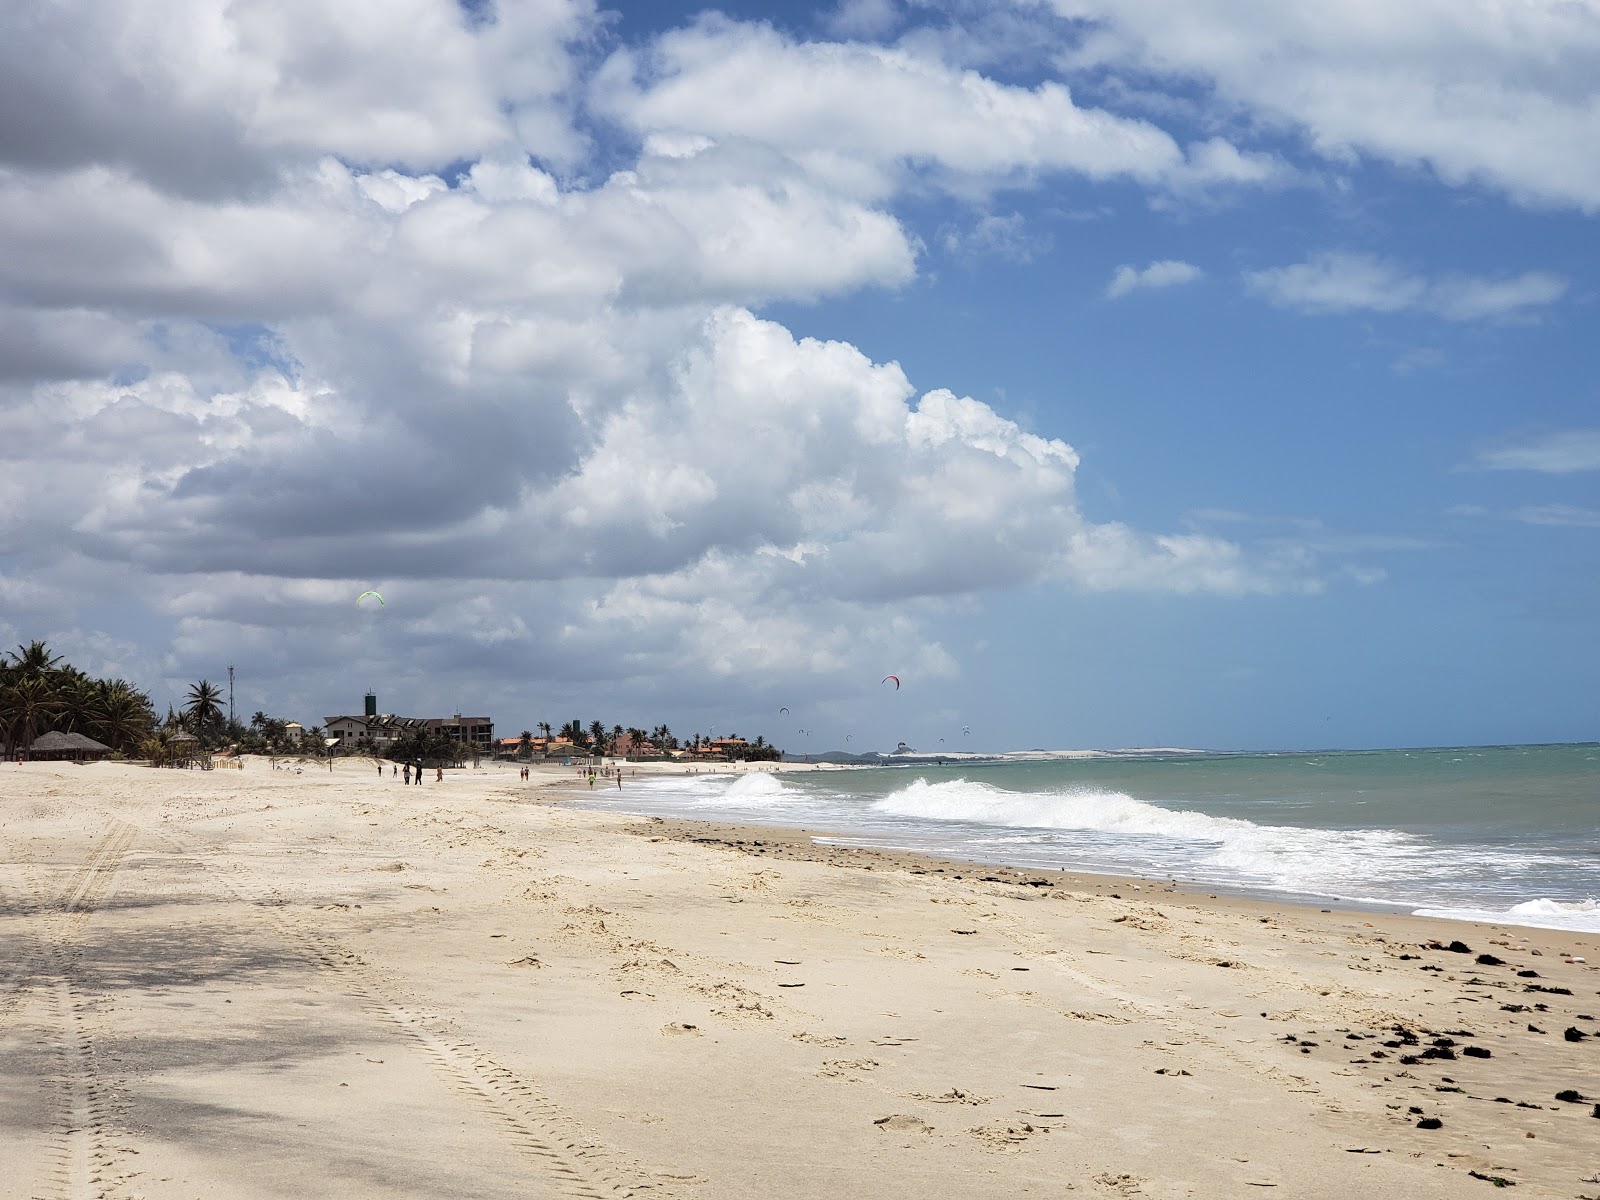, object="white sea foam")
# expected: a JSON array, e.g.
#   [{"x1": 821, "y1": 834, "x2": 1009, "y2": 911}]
[
  {"x1": 870, "y1": 778, "x2": 1429, "y2": 893},
  {"x1": 723, "y1": 773, "x2": 791, "y2": 802},
  {"x1": 607, "y1": 754, "x2": 1592, "y2": 923},
  {"x1": 1412, "y1": 898, "x2": 1600, "y2": 934}
]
